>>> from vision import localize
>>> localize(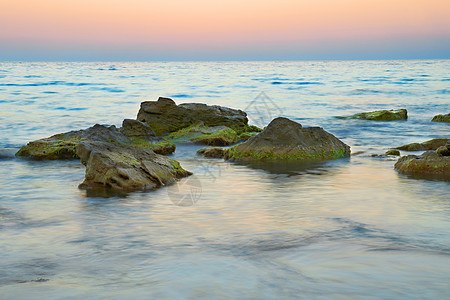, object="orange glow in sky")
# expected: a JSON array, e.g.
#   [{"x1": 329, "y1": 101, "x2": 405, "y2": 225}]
[{"x1": 1, "y1": 0, "x2": 449, "y2": 60}]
